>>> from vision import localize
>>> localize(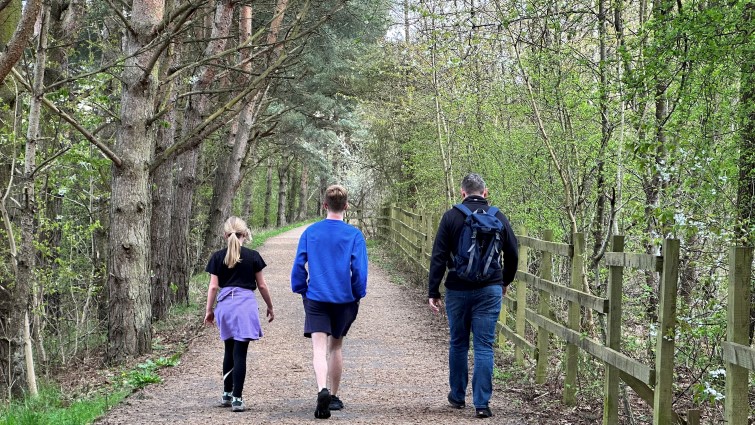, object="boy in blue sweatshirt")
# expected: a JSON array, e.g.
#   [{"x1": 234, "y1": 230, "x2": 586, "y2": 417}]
[{"x1": 291, "y1": 184, "x2": 368, "y2": 419}]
